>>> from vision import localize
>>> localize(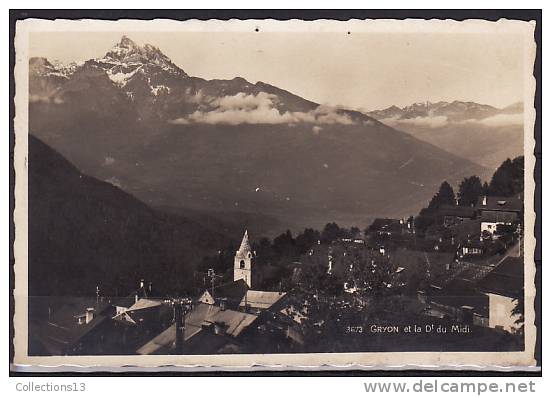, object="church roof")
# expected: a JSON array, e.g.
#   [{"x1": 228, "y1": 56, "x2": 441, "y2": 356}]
[
  {"x1": 236, "y1": 230, "x2": 252, "y2": 258},
  {"x1": 239, "y1": 290, "x2": 287, "y2": 311}
]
